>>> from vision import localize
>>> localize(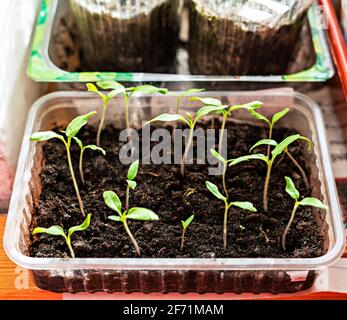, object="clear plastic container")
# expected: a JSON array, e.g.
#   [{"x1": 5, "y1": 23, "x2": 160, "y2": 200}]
[
  {"x1": 3, "y1": 90, "x2": 345, "y2": 293},
  {"x1": 27, "y1": 0, "x2": 334, "y2": 83},
  {"x1": 68, "y1": 0, "x2": 181, "y2": 72},
  {"x1": 188, "y1": 0, "x2": 313, "y2": 75}
]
